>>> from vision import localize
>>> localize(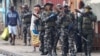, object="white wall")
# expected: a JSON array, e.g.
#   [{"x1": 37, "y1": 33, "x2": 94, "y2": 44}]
[{"x1": 83, "y1": 0, "x2": 100, "y2": 21}]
